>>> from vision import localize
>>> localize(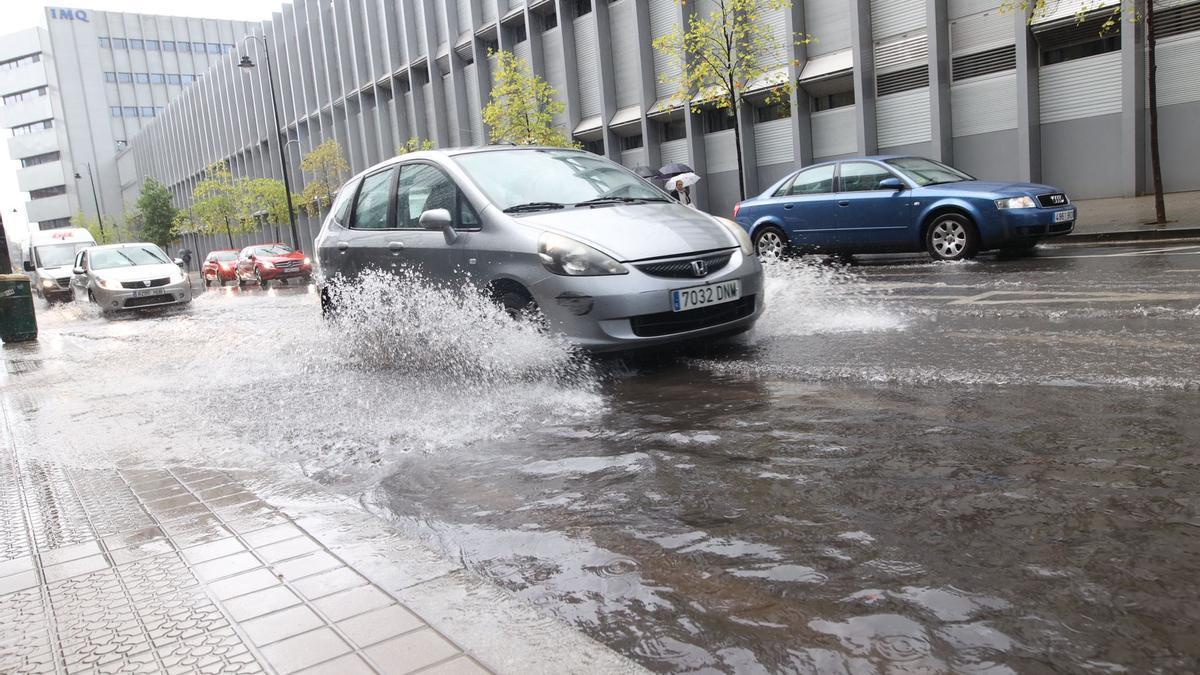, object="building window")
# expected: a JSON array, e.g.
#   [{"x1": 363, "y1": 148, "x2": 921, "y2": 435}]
[
  {"x1": 167, "y1": 74, "x2": 181, "y2": 84},
  {"x1": 117, "y1": 72, "x2": 133, "y2": 83},
  {"x1": 2, "y1": 86, "x2": 48, "y2": 105},
  {"x1": 620, "y1": 134, "x2": 643, "y2": 151},
  {"x1": 20, "y1": 151, "x2": 60, "y2": 168},
  {"x1": 192, "y1": 42, "x2": 206, "y2": 53},
  {"x1": 112, "y1": 38, "x2": 127, "y2": 49},
  {"x1": 207, "y1": 43, "x2": 221, "y2": 54},
  {"x1": 181, "y1": 74, "x2": 196, "y2": 84},
  {"x1": 952, "y1": 44, "x2": 1017, "y2": 81},
  {"x1": 511, "y1": 23, "x2": 528, "y2": 43},
  {"x1": 29, "y1": 185, "x2": 67, "y2": 200},
  {"x1": 876, "y1": 65, "x2": 929, "y2": 97},
  {"x1": 104, "y1": 71, "x2": 117, "y2": 82},
  {"x1": 701, "y1": 107, "x2": 736, "y2": 134},
  {"x1": 163, "y1": 40, "x2": 176, "y2": 51},
  {"x1": 661, "y1": 118, "x2": 686, "y2": 141},
  {"x1": 146, "y1": 39, "x2": 159, "y2": 50},
  {"x1": 123, "y1": 106, "x2": 137, "y2": 117},
  {"x1": 138, "y1": 106, "x2": 153, "y2": 117},
  {"x1": 150, "y1": 73, "x2": 165, "y2": 84},
  {"x1": 582, "y1": 139, "x2": 604, "y2": 155},
  {"x1": 812, "y1": 90, "x2": 855, "y2": 112},
  {"x1": 111, "y1": 106, "x2": 122, "y2": 117},
  {"x1": 0, "y1": 53, "x2": 40, "y2": 71},
  {"x1": 1037, "y1": 14, "x2": 1122, "y2": 66},
  {"x1": 574, "y1": 0, "x2": 592, "y2": 18},
  {"x1": 38, "y1": 217, "x2": 72, "y2": 230},
  {"x1": 135, "y1": 73, "x2": 150, "y2": 84},
  {"x1": 98, "y1": 37, "x2": 109, "y2": 48},
  {"x1": 543, "y1": 11, "x2": 558, "y2": 29},
  {"x1": 130, "y1": 39, "x2": 144, "y2": 49},
  {"x1": 11, "y1": 119, "x2": 52, "y2": 136},
  {"x1": 753, "y1": 100, "x2": 791, "y2": 123}
]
